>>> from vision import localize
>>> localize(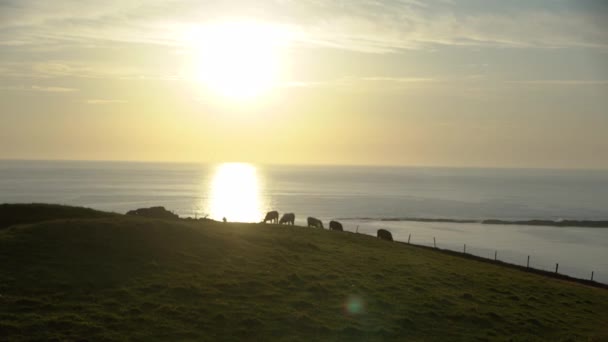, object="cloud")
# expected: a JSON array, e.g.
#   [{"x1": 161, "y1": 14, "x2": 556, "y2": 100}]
[
  {"x1": 295, "y1": 2, "x2": 608, "y2": 51},
  {"x1": 84, "y1": 99, "x2": 127, "y2": 104},
  {"x1": 0, "y1": 0, "x2": 607, "y2": 55},
  {"x1": 360, "y1": 77, "x2": 436, "y2": 83},
  {"x1": 19, "y1": 61, "x2": 176, "y2": 80},
  {"x1": 280, "y1": 81, "x2": 324, "y2": 88},
  {"x1": 508, "y1": 80, "x2": 608, "y2": 86},
  {"x1": 31, "y1": 85, "x2": 78, "y2": 92},
  {"x1": 278, "y1": 75, "x2": 442, "y2": 93},
  {"x1": 280, "y1": 75, "x2": 608, "y2": 94},
  {"x1": 0, "y1": 85, "x2": 78, "y2": 92}
]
